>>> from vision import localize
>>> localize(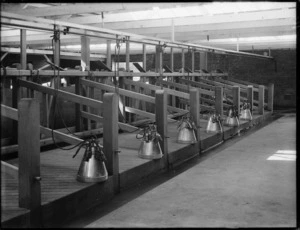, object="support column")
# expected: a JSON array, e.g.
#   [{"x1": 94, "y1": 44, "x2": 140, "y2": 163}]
[
  {"x1": 258, "y1": 85, "x2": 265, "y2": 115},
  {"x1": 215, "y1": 86, "x2": 223, "y2": 116},
  {"x1": 103, "y1": 93, "x2": 119, "y2": 194},
  {"x1": 125, "y1": 38, "x2": 130, "y2": 72},
  {"x1": 232, "y1": 86, "x2": 240, "y2": 115},
  {"x1": 155, "y1": 90, "x2": 168, "y2": 168},
  {"x1": 267, "y1": 83, "x2": 274, "y2": 112}
]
